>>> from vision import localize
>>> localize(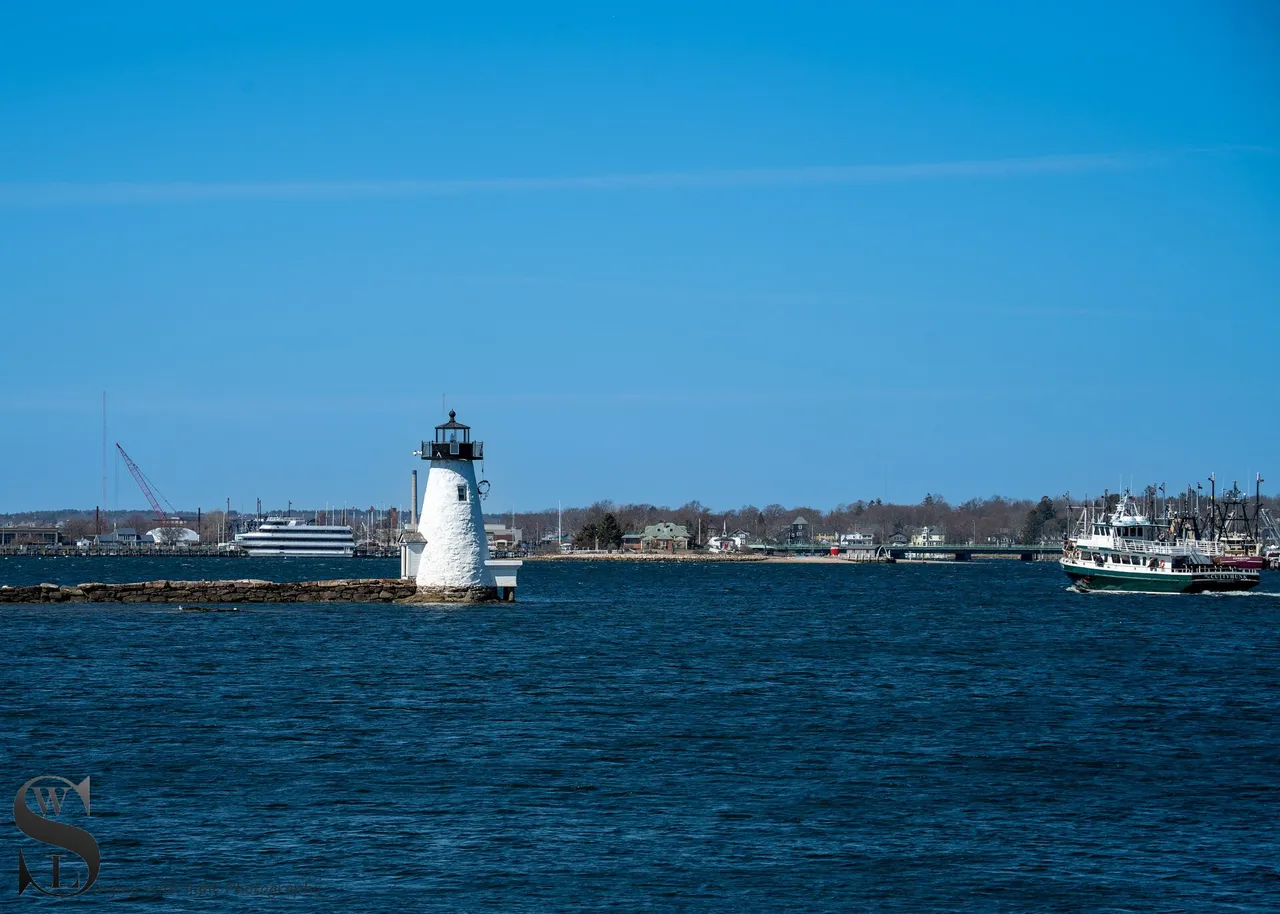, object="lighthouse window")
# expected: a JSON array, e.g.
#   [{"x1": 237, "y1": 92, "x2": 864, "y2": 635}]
[{"x1": 457, "y1": 485, "x2": 468, "y2": 502}]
